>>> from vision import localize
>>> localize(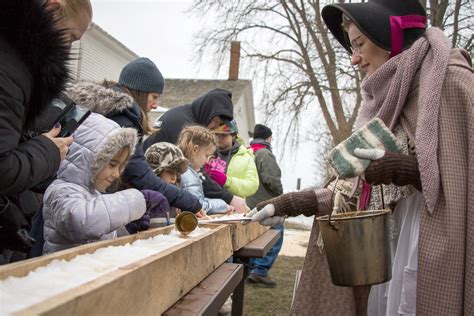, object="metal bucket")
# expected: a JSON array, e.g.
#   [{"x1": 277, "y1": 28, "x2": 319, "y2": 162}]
[{"x1": 316, "y1": 209, "x2": 392, "y2": 287}]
